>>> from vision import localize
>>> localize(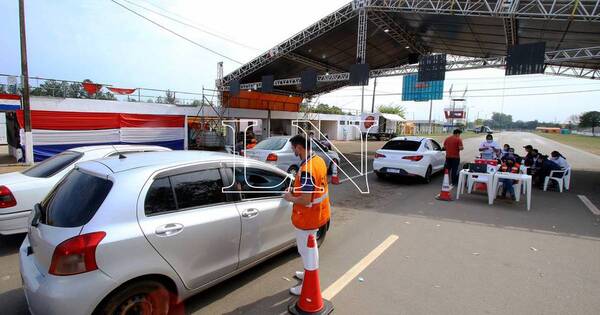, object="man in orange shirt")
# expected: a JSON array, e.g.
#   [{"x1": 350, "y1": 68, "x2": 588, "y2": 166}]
[
  {"x1": 283, "y1": 134, "x2": 330, "y2": 296},
  {"x1": 443, "y1": 129, "x2": 464, "y2": 186}
]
